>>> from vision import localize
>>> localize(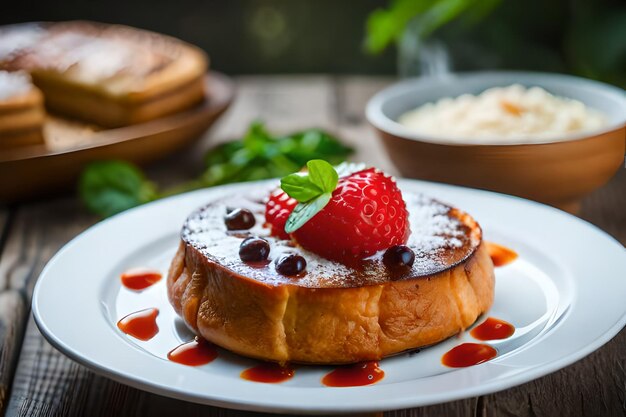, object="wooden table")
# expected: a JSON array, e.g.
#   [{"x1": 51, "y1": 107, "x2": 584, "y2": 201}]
[{"x1": 1, "y1": 76, "x2": 624, "y2": 417}]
